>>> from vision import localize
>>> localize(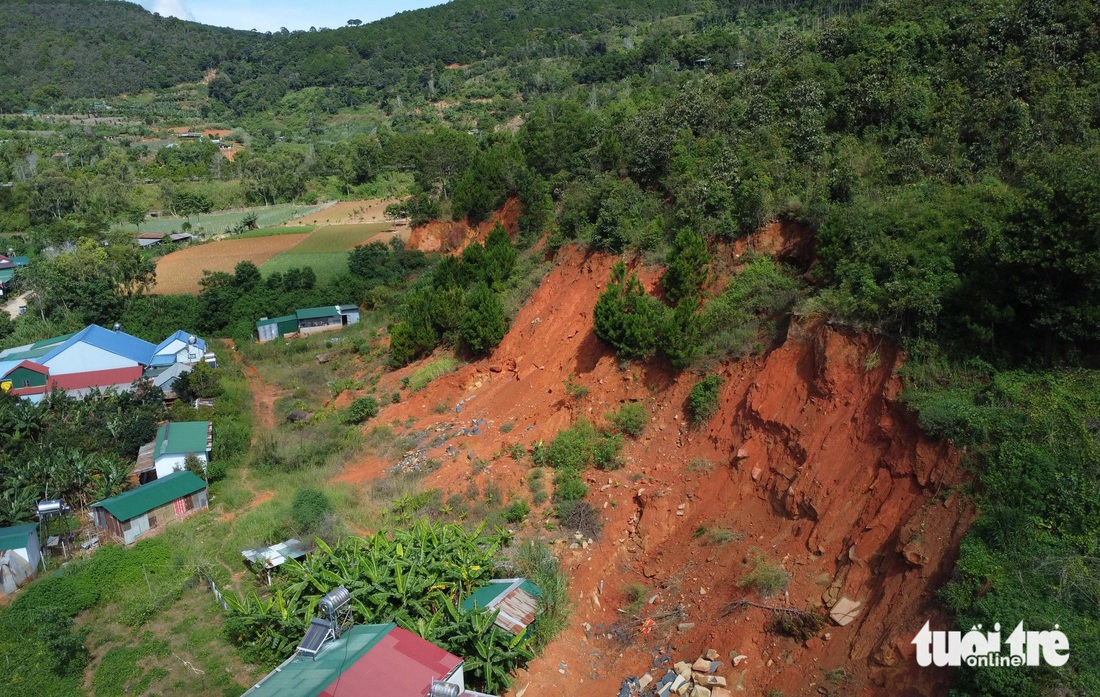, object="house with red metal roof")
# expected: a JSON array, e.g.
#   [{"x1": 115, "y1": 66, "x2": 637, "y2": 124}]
[{"x1": 243, "y1": 623, "x2": 494, "y2": 697}]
